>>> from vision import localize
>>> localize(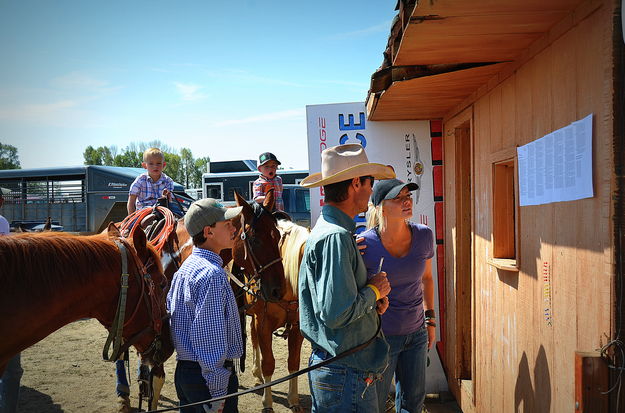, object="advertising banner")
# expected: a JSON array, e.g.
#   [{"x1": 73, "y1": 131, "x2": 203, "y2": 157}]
[{"x1": 305, "y1": 102, "x2": 447, "y2": 392}]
